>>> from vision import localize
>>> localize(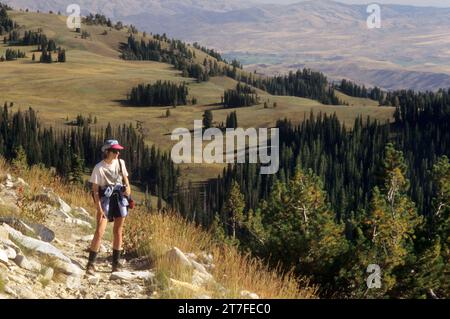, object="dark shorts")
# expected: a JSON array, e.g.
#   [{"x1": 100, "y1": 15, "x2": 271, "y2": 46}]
[{"x1": 100, "y1": 191, "x2": 129, "y2": 222}]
